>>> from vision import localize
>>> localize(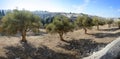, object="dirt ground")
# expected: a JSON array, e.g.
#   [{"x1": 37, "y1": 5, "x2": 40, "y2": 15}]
[{"x1": 0, "y1": 25, "x2": 119, "y2": 59}]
